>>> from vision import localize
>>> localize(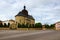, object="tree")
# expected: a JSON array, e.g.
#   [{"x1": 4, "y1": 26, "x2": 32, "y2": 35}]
[
  {"x1": 0, "y1": 23, "x2": 3, "y2": 28},
  {"x1": 32, "y1": 24, "x2": 35, "y2": 28},
  {"x1": 4, "y1": 23, "x2": 8, "y2": 28},
  {"x1": 8, "y1": 23, "x2": 10, "y2": 27},
  {"x1": 45, "y1": 24, "x2": 50, "y2": 29},
  {"x1": 21, "y1": 24, "x2": 26, "y2": 28},
  {"x1": 18, "y1": 23, "x2": 27, "y2": 28},
  {"x1": 24, "y1": 24, "x2": 29, "y2": 28},
  {"x1": 50, "y1": 24, "x2": 55, "y2": 29},
  {"x1": 29, "y1": 24, "x2": 31, "y2": 28},
  {"x1": 18, "y1": 23, "x2": 22, "y2": 28},
  {"x1": 35, "y1": 23, "x2": 42, "y2": 28}
]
